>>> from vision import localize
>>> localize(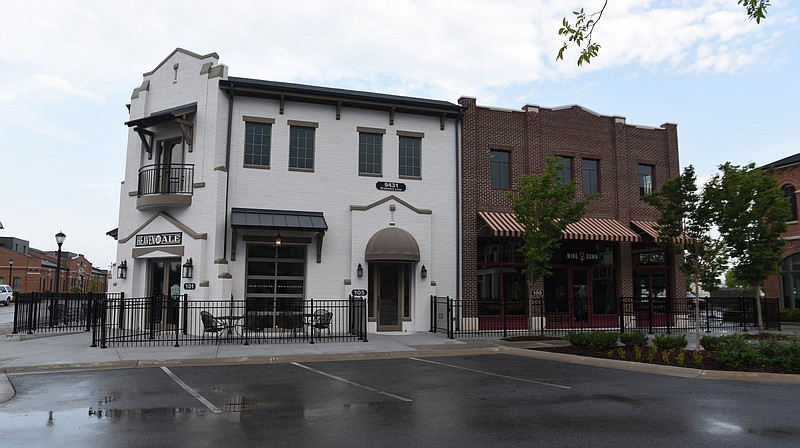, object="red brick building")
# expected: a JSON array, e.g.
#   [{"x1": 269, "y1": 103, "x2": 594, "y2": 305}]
[
  {"x1": 0, "y1": 237, "x2": 108, "y2": 294},
  {"x1": 458, "y1": 97, "x2": 684, "y2": 330},
  {"x1": 762, "y1": 153, "x2": 800, "y2": 309}
]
